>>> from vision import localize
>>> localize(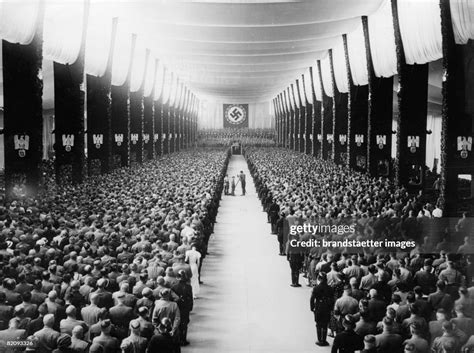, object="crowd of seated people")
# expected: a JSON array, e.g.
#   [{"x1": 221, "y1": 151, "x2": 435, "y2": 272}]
[
  {"x1": 197, "y1": 128, "x2": 276, "y2": 147},
  {"x1": 246, "y1": 147, "x2": 474, "y2": 353},
  {"x1": 0, "y1": 149, "x2": 229, "y2": 353}
]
